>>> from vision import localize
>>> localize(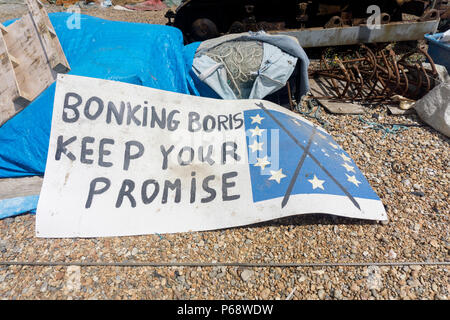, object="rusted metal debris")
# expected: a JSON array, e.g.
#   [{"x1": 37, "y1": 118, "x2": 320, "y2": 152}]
[{"x1": 311, "y1": 45, "x2": 439, "y2": 103}]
